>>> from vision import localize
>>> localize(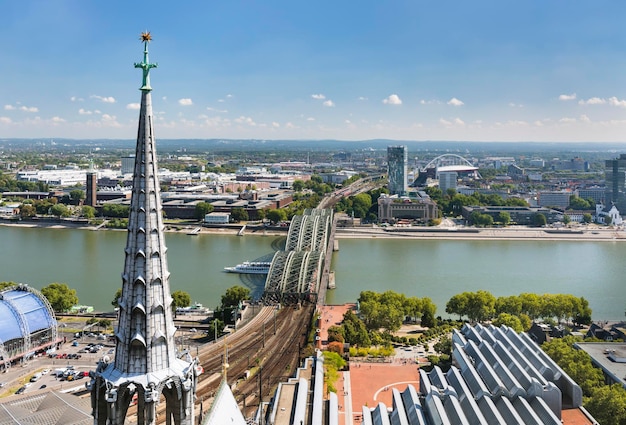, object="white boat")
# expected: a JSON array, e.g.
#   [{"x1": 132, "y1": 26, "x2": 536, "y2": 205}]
[{"x1": 224, "y1": 261, "x2": 271, "y2": 274}]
